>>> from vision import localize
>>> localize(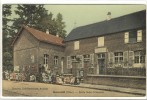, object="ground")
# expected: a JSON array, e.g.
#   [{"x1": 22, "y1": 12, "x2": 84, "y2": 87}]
[{"x1": 2, "y1": 80, "x2": 142, "y2": 97}]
